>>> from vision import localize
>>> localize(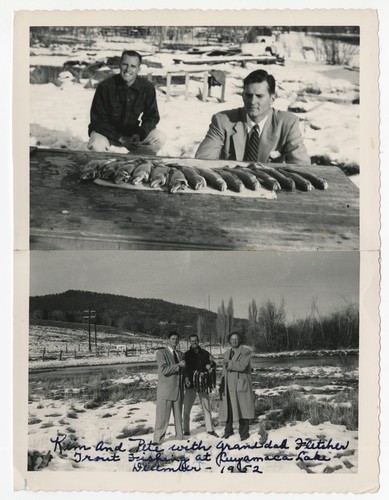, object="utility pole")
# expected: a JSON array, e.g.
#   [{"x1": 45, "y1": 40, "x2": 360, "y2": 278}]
[{"x1": 83, "y1": 308, "x2": 96, "y2": 352}]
